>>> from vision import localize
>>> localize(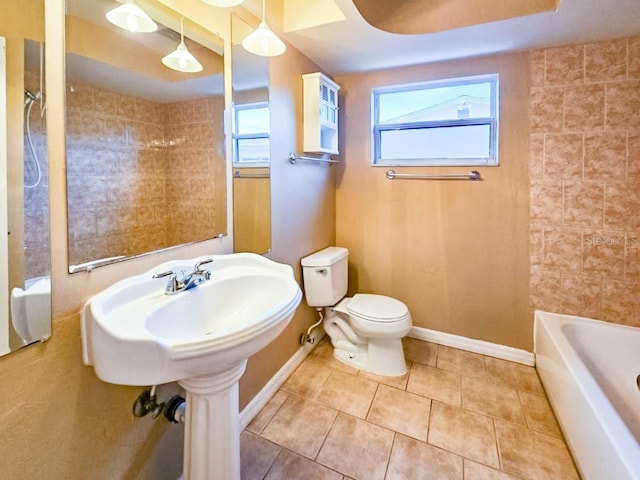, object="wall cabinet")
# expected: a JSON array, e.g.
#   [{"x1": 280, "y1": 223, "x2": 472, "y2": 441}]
[{"x1": 302, "y1": 72, "x2": 340, "y2": 155}]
